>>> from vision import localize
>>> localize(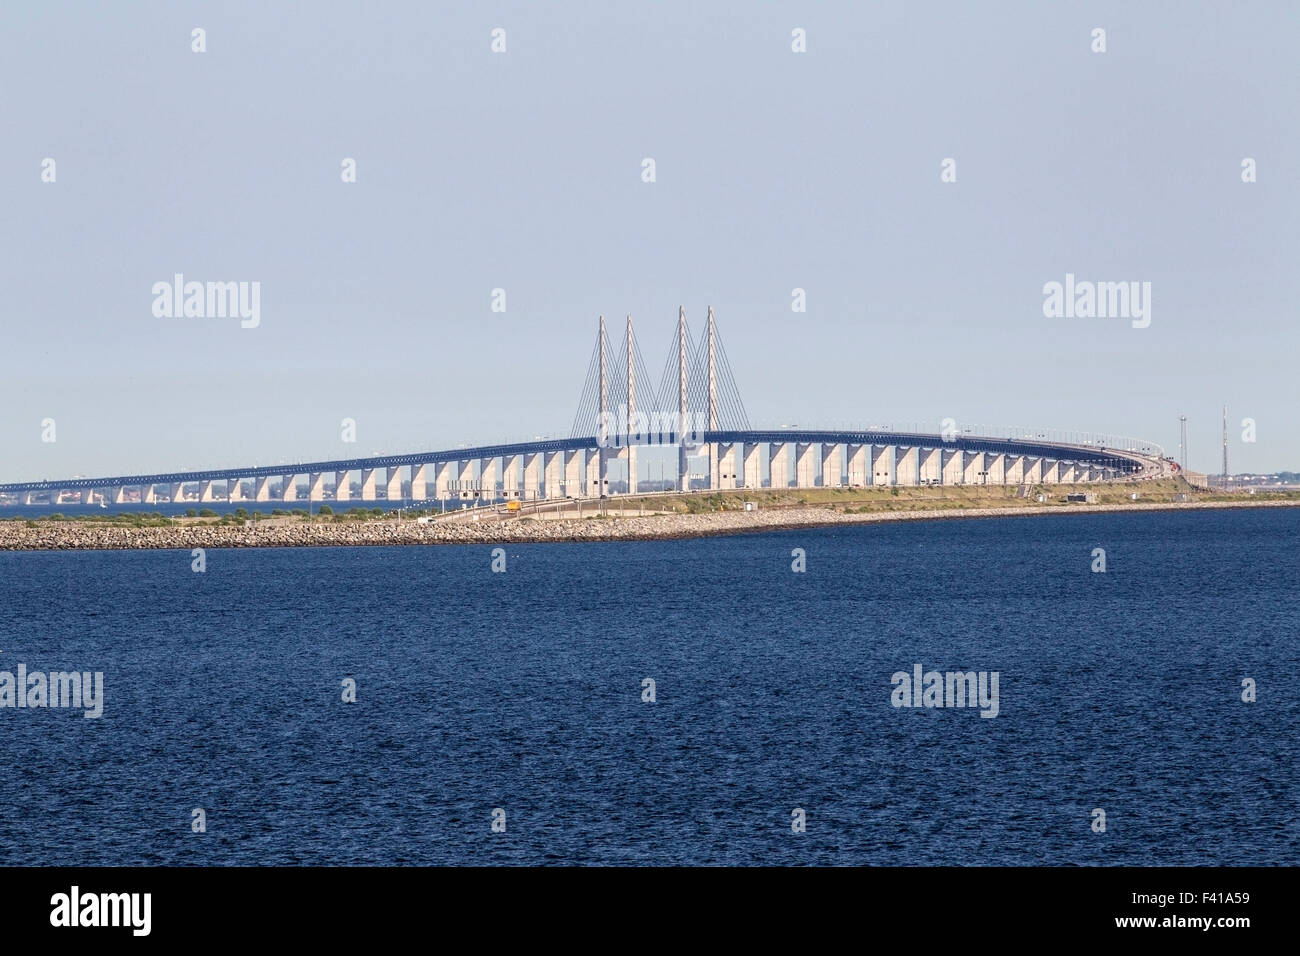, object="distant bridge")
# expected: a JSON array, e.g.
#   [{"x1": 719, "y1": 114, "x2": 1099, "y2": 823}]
[{"x1": 0, "y1": 308, "x2": 1167, "y2": 507}]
